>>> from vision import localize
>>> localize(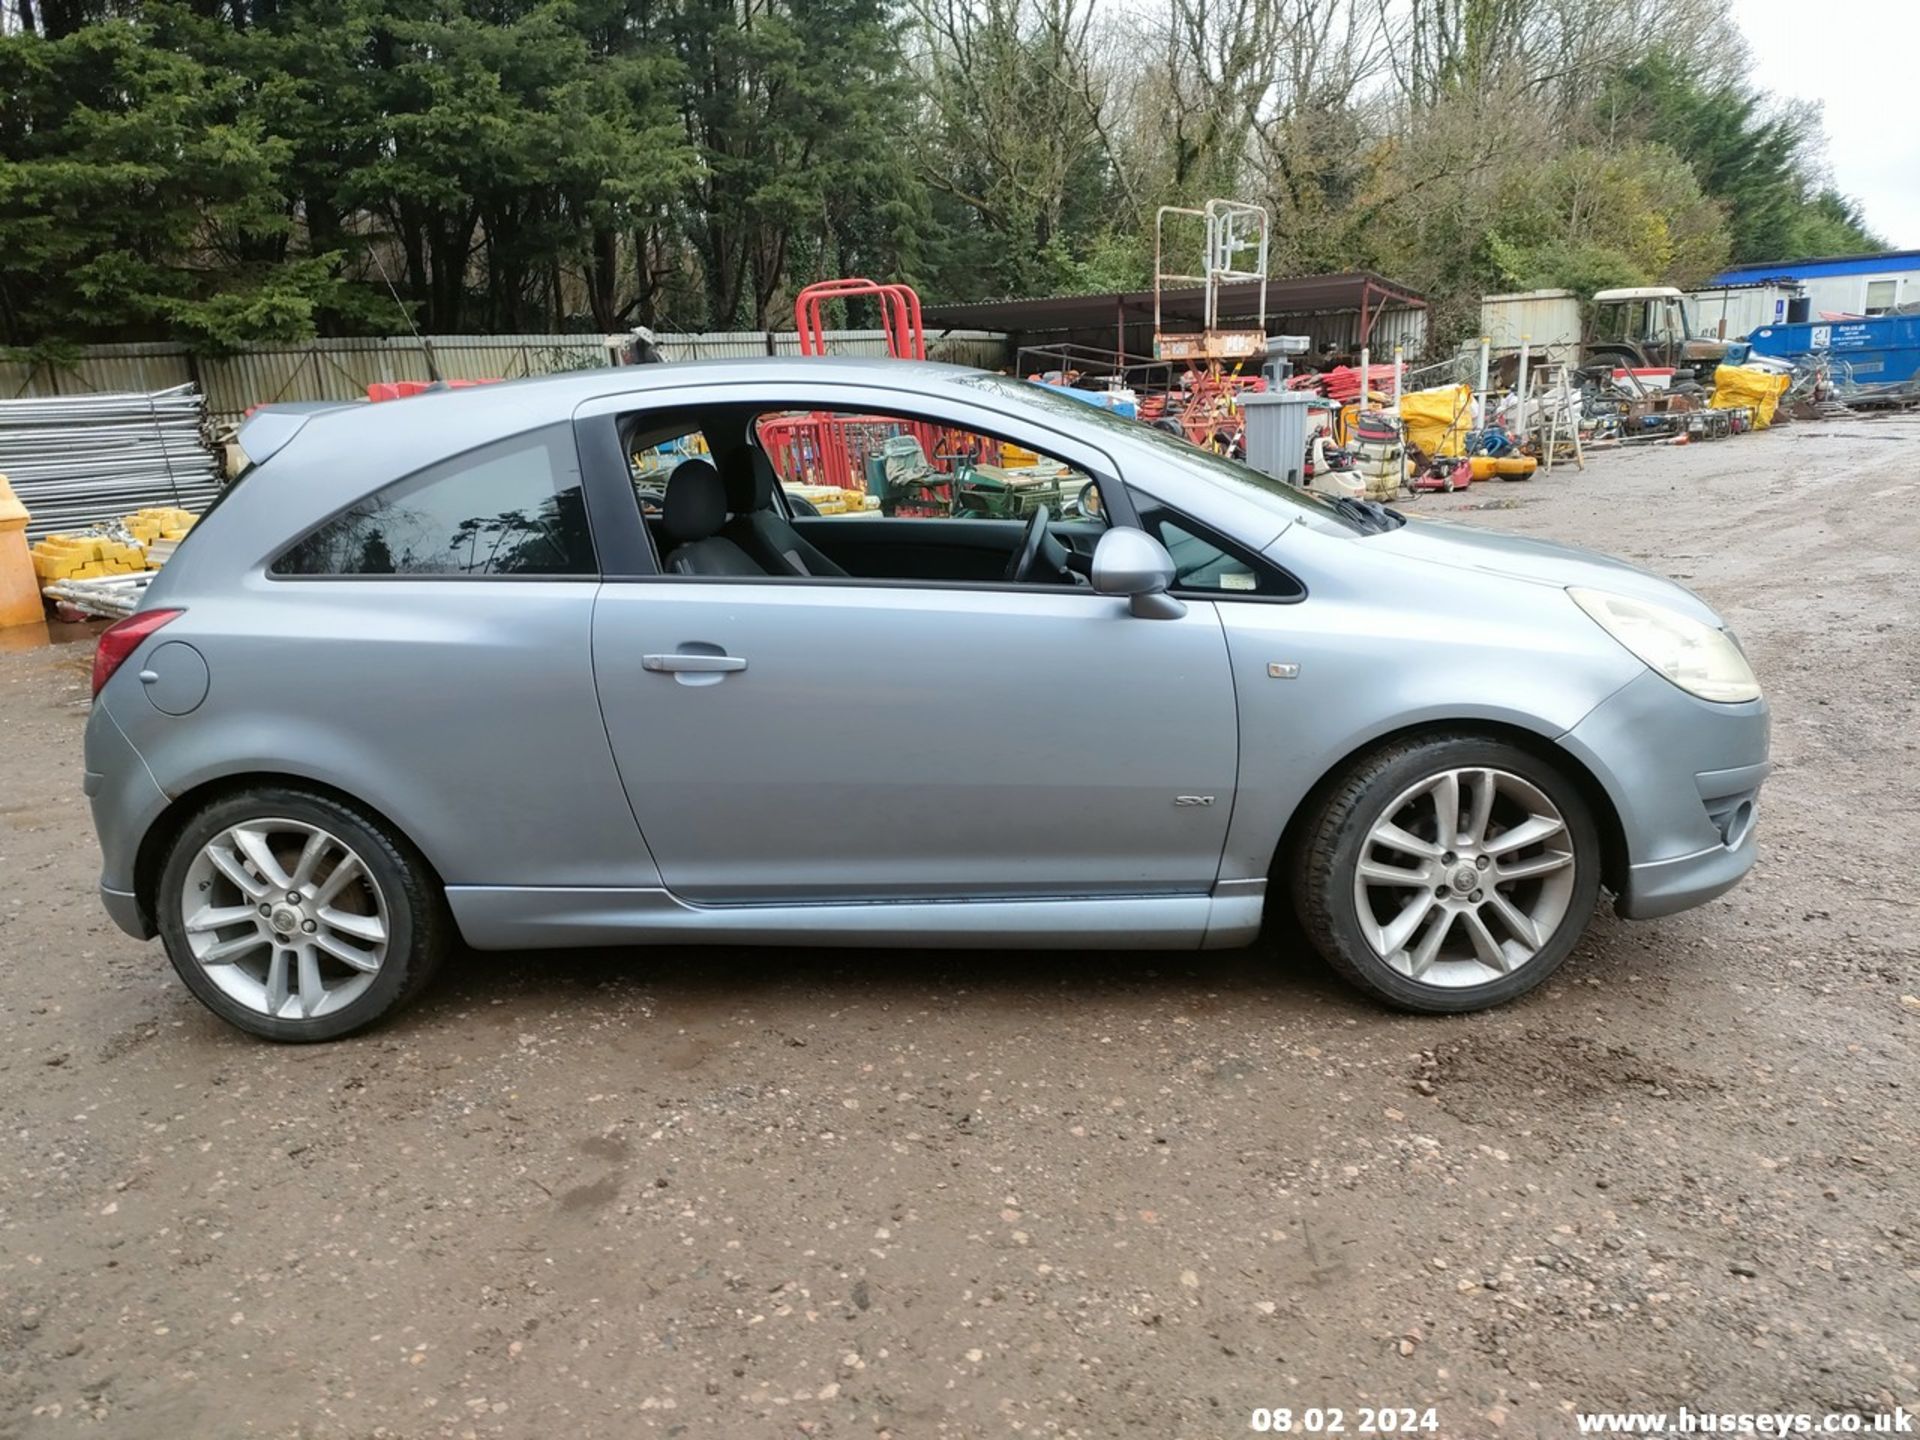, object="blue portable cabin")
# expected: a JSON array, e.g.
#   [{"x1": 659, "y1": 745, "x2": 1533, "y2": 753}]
[{"x1": 1711, "y1": 250, "x2": 1920, "y2": 320}]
